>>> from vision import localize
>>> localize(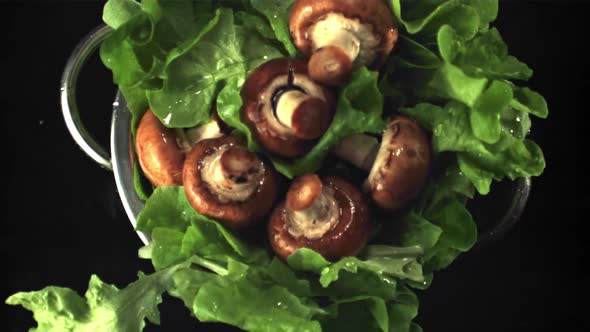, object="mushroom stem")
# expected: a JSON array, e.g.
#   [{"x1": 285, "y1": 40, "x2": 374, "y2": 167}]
[
  {"x1": 332, "y1": 134, "x2": 380, "y2": 171},
  {"x1": 275, "y1": 90, "x2": 310, "y2": 128},
  {"x1": 284, "y1": 174, "x2": 340, "y2": 240},
  {"x1": 201, "y1": 145, "x2": 263, "y2": 203},
  {"x1": 176, "y1": 119, "x2": 224, "y2": 153},
  {"x1": 186, "y1": 120, "x2": 224, "y2": 146},
  {"x1": 333, "y1": 116, "x2": 432, "y2": 211},
  {"x1": 275, "y1": 90, "x2": 329, "y2": 140}
]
